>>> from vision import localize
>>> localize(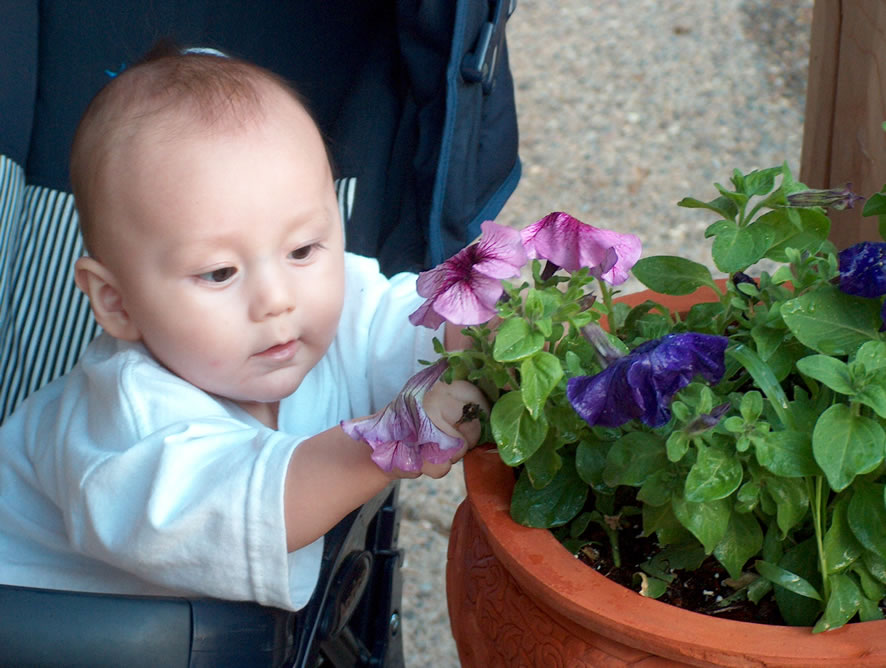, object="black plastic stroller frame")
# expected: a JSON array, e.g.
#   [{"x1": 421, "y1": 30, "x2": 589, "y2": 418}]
[{"x1": 0, "y1": 1, "x2": 519, "y2": 665}]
